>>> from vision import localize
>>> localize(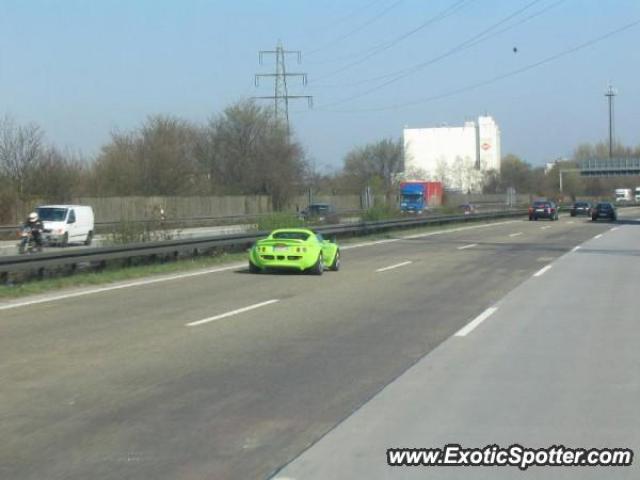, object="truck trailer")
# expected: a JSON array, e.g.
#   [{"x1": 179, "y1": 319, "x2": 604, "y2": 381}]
[{"x1": 399, "y1": 181, "x2": 443, "y2": 213}]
